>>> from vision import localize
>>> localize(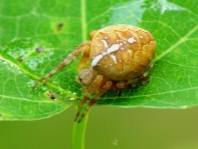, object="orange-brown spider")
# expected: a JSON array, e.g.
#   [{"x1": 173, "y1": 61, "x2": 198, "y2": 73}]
[{"x1": 33, "y1": 24, "x2": 156, "y2": 123}]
